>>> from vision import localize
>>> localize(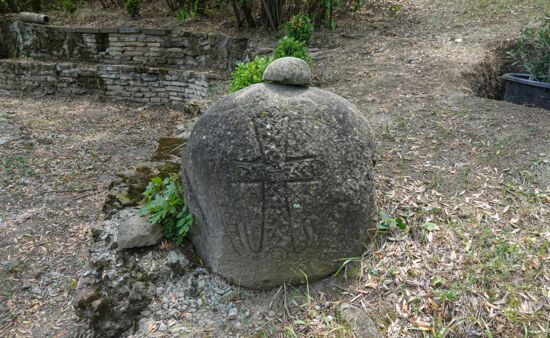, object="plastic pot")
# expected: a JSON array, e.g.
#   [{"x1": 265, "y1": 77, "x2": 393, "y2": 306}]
[{"x1": 502, "y1": 73, "x2": 550, "y2": 110}]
